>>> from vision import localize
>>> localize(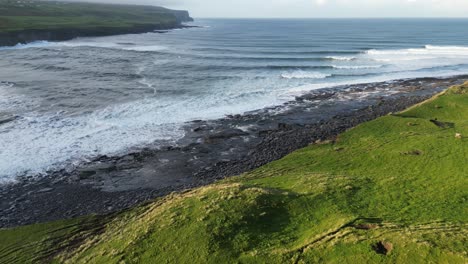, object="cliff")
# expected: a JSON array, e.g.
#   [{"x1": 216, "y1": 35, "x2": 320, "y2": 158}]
[
  {"x1": 171, "y1": 10, "x2": 195, "y2": 23},
  {"x1": 0, "y1": 1, "x2": 194, "y2": 46}
]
